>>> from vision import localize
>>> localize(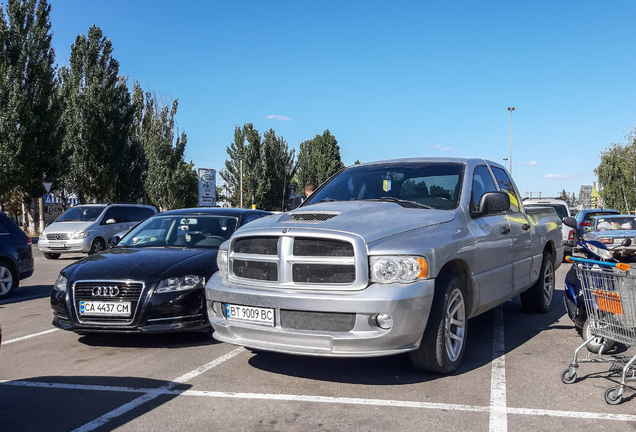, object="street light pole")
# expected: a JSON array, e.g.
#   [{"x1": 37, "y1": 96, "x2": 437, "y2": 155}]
[
  {"x1": 503, "y1": 158, "x2": 508, "y2": 171},
  {"x1": 507, "y1": 107, "x2": 516, "y2": 175}
]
